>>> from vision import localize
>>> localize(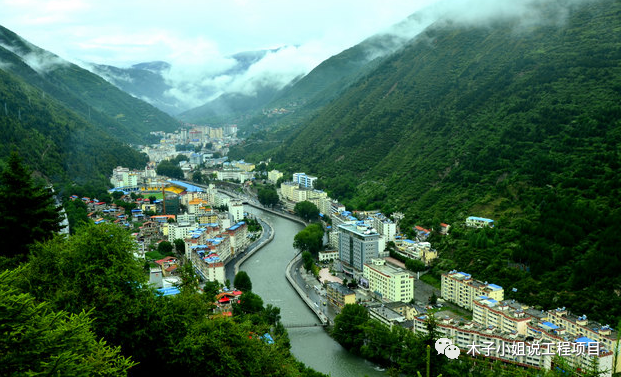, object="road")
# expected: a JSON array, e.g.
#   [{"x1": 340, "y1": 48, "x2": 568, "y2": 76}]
[{"x1": 225, "y1": 217, "x2": 271, "y2": 284}]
